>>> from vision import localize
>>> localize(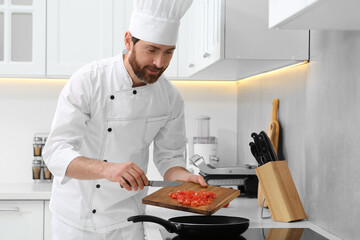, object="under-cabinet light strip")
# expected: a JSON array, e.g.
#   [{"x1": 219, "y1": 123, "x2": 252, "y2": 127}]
[
  {"x1": 0, "y1": 61, "x2": 308, "y2": 84},
  {"x1": 235, "y1": 60, "x2": 309, "y2": 83}
]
